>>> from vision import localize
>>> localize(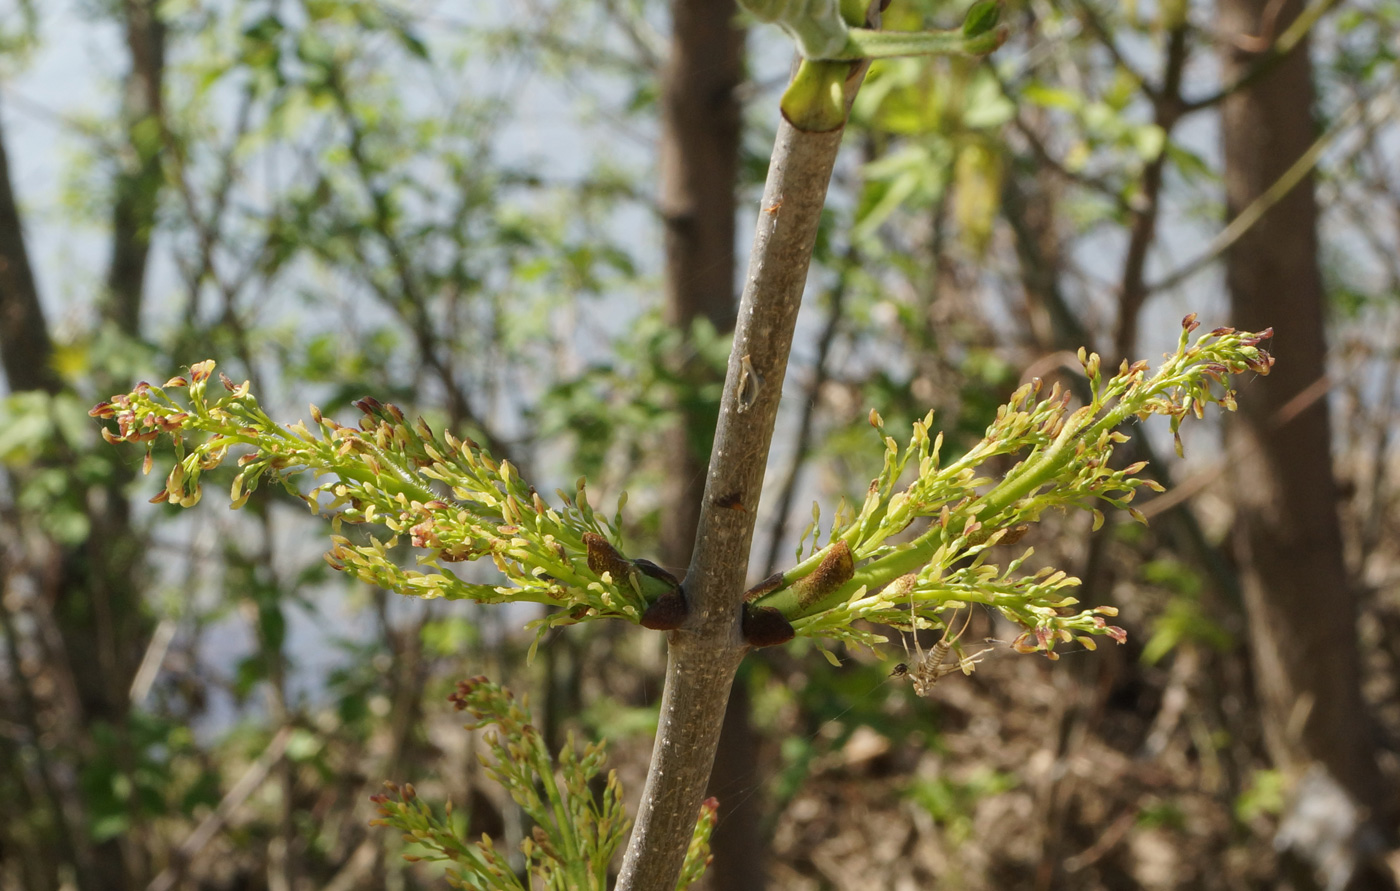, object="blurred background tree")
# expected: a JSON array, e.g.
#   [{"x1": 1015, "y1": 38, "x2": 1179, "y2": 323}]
[{"x1": 1, "y1": 1, "x2": 1398, "y2": 890}]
